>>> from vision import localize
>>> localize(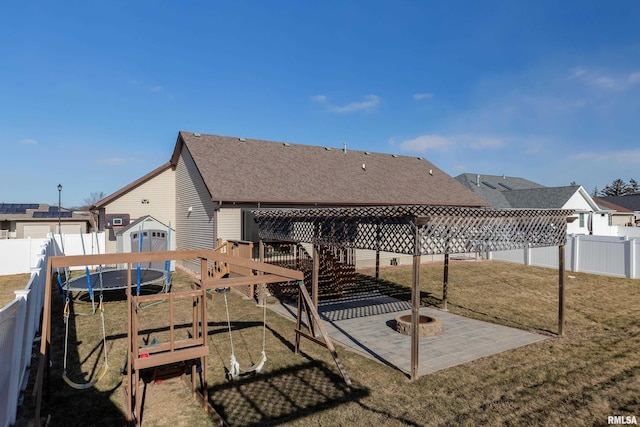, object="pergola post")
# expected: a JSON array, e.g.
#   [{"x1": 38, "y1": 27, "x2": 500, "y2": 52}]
[
  {"x1": 442, "y1": 253, "x2": 449, "y2": 311},
  {"x1": 558, "y1": 244, "x2": 565, "y2": 336},
  {"x1": 258, "y1": 239, "x2": 266, "y2": 306},
  {"x1": 312, "y1": 243, "x2": 319, "y2": 311},
  {"x1": 411, "y1": 222, "x2": 421, "y2": 380},
  {"x1": 375, "y1": 224, "x2": 381, "y2": 280}
]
